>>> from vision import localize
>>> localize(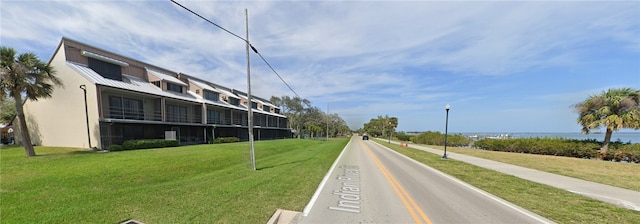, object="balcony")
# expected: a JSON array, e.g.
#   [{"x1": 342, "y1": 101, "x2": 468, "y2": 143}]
[
  {"x1": 165, "y1": 102, "x2": 202, "y2": 124},
  {"x1": 103, "y1": 94, "x2": 162, "y2": 122}
]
